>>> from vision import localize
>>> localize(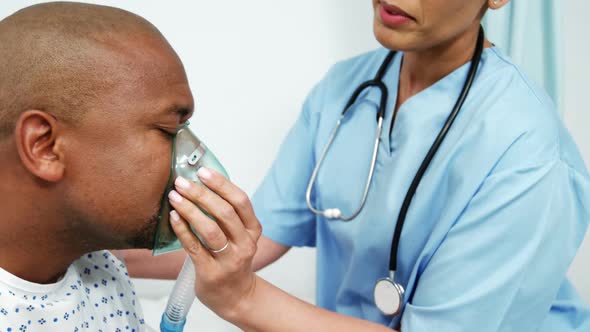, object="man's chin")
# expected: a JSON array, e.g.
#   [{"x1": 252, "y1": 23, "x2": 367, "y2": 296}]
[{"x1": 127, "y1": 214, "x2": 159, "y2": 249}]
